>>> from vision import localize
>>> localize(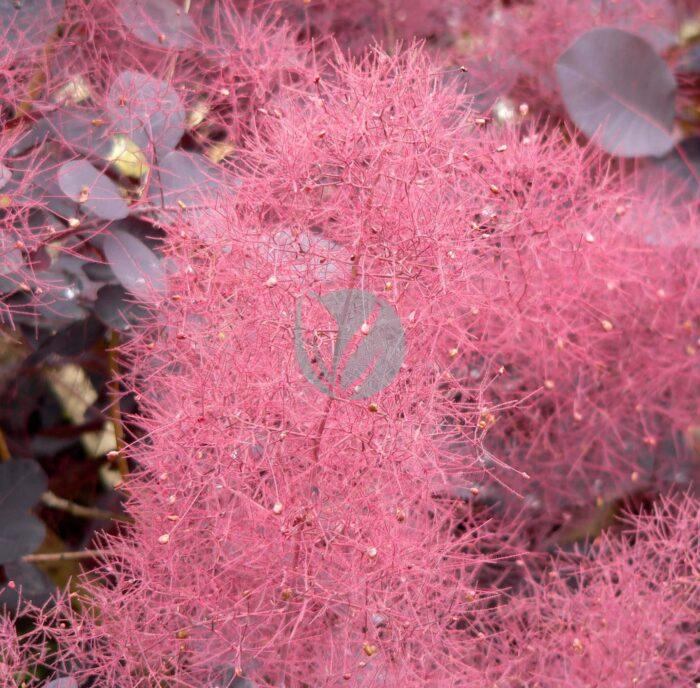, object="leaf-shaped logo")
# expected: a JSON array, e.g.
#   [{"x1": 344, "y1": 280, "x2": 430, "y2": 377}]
[{"x1": 294, "y1": 289, "x2": 406, "y2": 399}]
